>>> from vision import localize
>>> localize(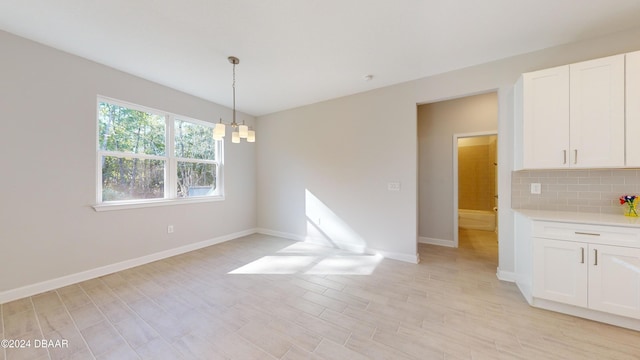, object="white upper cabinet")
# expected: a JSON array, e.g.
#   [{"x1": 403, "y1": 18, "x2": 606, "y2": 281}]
[
  {"x1": 517, "y1": 54, "x2": 627, "y2": 169},
  {"x1": 569, "y1": 55, "x2": 625, "y2": 168},
  {"x1": 521, "y1": 66, "x2": 570, "y2": 169},
  {"x1": 627, "y1": 51, "x2": 640, "y2": 167}
]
